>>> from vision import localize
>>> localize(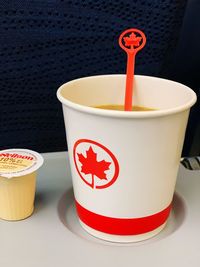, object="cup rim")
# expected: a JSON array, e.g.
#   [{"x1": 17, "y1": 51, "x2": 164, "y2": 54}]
[{"x1": 57, "y1": 74, "x2": 197, "y2": 118}]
